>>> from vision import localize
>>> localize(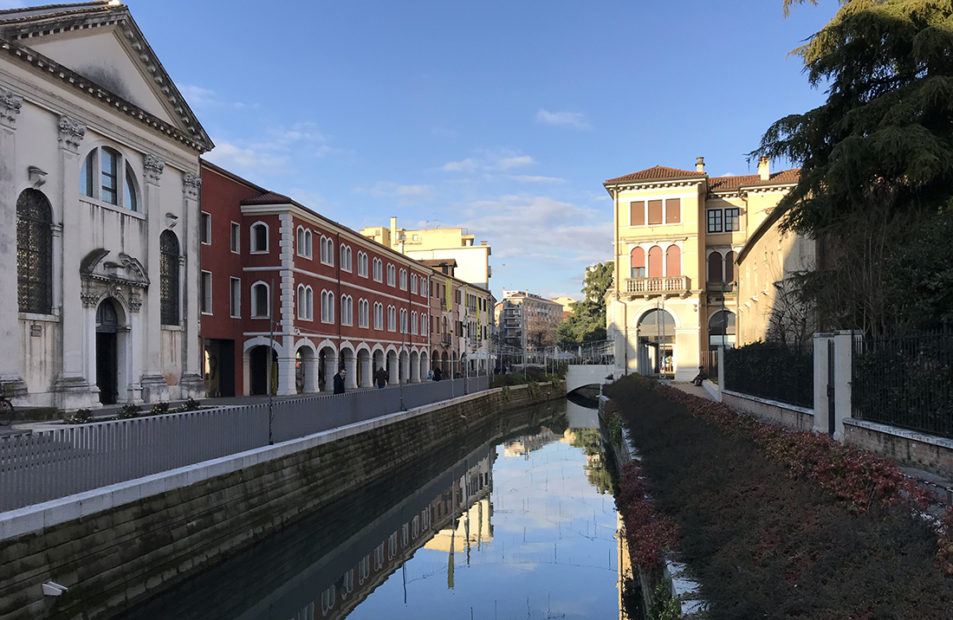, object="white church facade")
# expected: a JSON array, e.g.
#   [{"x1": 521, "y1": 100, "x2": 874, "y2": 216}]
[{"x1": 0, "y1": 2, "x2": 213, "y2": 409}]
